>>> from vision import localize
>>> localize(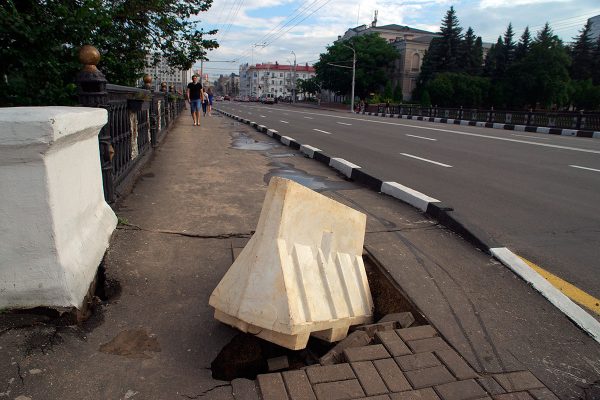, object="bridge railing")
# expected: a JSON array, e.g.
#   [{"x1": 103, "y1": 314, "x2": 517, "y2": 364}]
[
  {"x1": 76, "y1": 45, "x2": 185, "y2": 203},
  {"x1": 372, "y1": 104, "x2": 599, "y2": 131}
]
